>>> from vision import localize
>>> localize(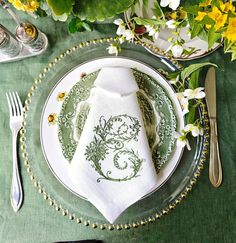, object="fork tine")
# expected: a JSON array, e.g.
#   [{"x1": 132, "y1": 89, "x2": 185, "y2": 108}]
[
  {"x1": 6, "y1": 93, "x2": 13, "y2": 116},
  {"x1": 8, "y1": 92, "x2": 16, "y2": 116},
  {"x1": 12, "y1": 92, "x2": 20, "y2": 116},
  {"x1": 15, "y1": 92, "x2": 23, "y2": 115}
]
